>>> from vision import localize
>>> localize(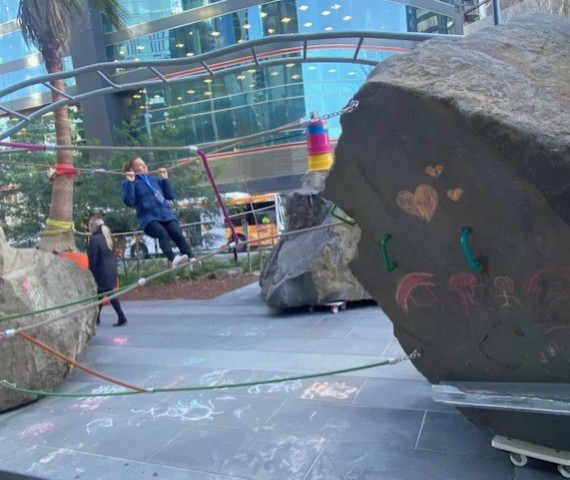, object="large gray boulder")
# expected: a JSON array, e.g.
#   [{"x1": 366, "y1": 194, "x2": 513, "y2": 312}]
[
  {"x1": 0, "y1": 228, "x2": 98, "y2": 411},
  {"x1": 324, "y1": 13, "x2": 570, "y2": 449},
  {"x1": 260, "y1": 173, "x2": 371, "y2": 307}
]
